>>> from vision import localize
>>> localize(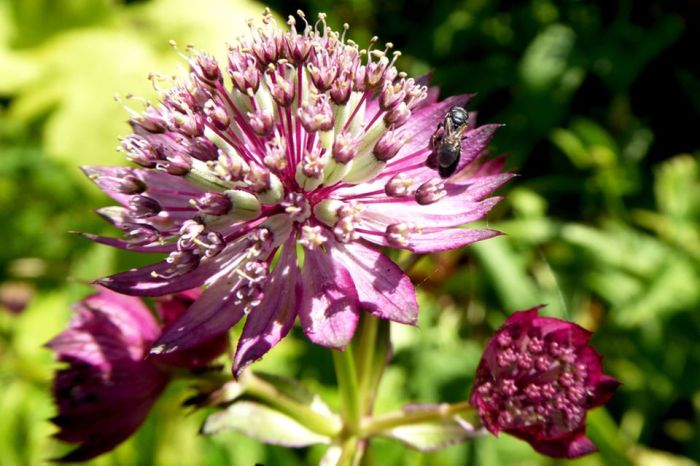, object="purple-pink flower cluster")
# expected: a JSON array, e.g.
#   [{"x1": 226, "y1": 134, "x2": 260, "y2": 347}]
[{"x1": 83, "y1": 10, "x2": 511, "y2": 374}]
